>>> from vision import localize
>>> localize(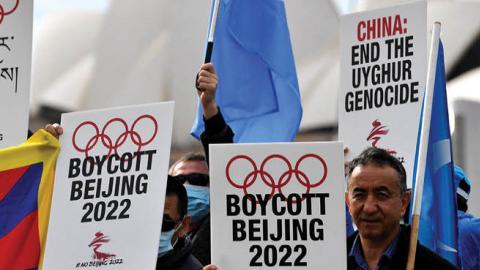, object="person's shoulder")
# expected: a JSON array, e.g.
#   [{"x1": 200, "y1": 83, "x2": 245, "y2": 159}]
[
  {"x1": 346, "y1": 230, "x2": 359, "y2": 251},
  {"x1": 415, "y1": 243, "x2": 459, "y2": 270},
  {"x1": 458, "y1": 213, "x2": 480, "y2": 231}
]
